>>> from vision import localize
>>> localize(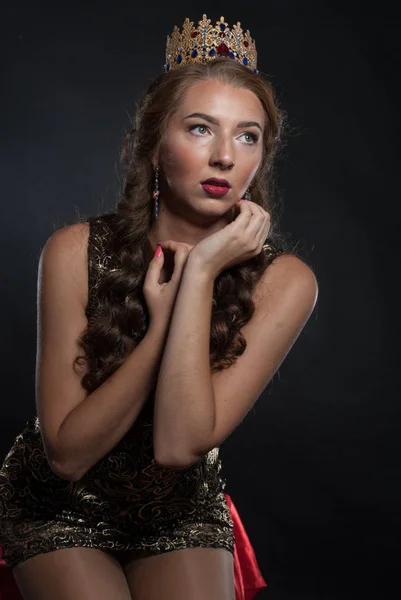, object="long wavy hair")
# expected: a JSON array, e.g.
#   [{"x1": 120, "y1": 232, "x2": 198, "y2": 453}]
[{"x1": 76, "y1": 58, "x2": 292, "y2": 394}]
